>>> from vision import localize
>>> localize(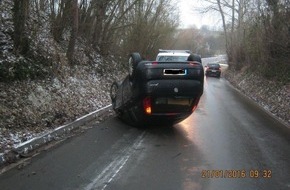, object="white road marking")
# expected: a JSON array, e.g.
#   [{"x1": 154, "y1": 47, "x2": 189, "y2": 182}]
[{"x1": 84, "y1": 131, "x2": 146, "y2": 190}]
